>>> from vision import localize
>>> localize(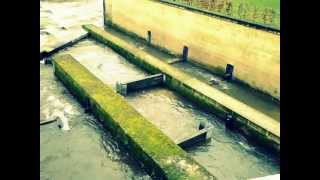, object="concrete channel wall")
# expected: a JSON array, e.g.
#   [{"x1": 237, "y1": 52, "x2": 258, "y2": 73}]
[
  {"x1": 104, "y1": 0, "x2": 280, "y2": 101},
  {"x1": 52, "y1": 54, "x2": 216, "y2": 179},
  {"x1": 83, "y1": 24, "x2": 280, "y2": 153}
]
